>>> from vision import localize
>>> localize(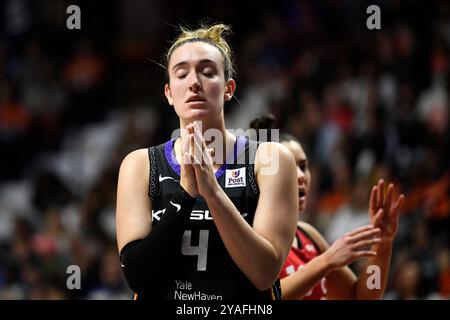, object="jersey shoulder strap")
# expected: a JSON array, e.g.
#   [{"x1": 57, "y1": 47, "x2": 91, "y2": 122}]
[
  {"x1": 246, "y1": 138, "x2": 260, "y2": 197},
  {"x1": 297, "y1": 224, "x2": 322, "y2": 254},
  {"x1": 148, "y1": 140, "x2": 178, "y2": 200}
]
